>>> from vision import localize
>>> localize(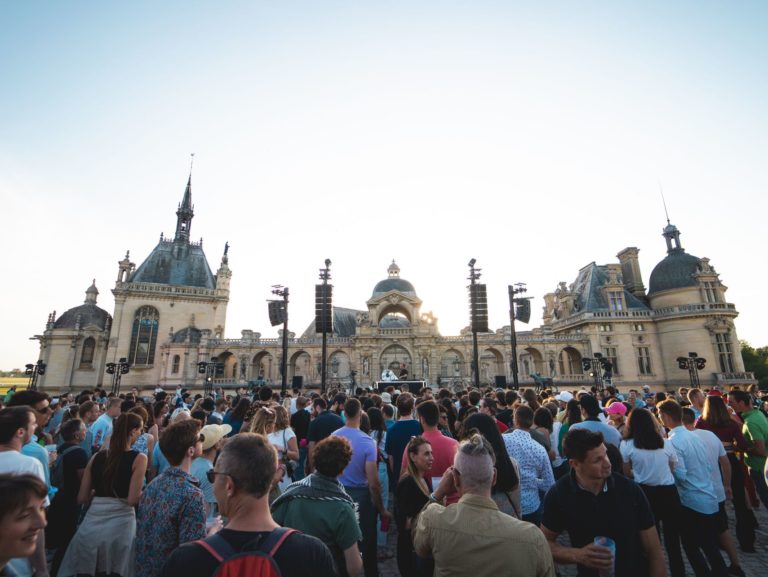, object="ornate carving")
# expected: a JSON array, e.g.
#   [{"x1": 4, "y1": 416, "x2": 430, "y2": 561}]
[{"x1": 704, "y1": 316, "x2": 730, "y2": 334}]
